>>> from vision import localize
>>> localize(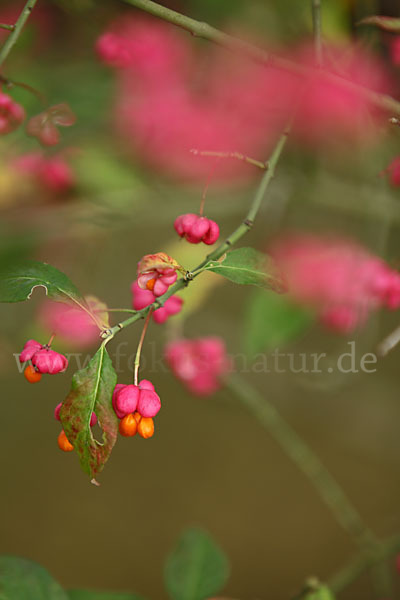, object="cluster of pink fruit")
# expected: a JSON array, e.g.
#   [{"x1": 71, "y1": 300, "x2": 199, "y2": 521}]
[
  {"x1": 19, "y1": 339, "x2": 74, "y2": 452},
  {"x1": 131, "y1": 211, "x2": 221, "y2": 323},
  {"x1": 112, "y1": 379, "x2": 161, "y2": 439},
  {"x1": 19, "y1": 339, "x2": 68, "y2": 381}
]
